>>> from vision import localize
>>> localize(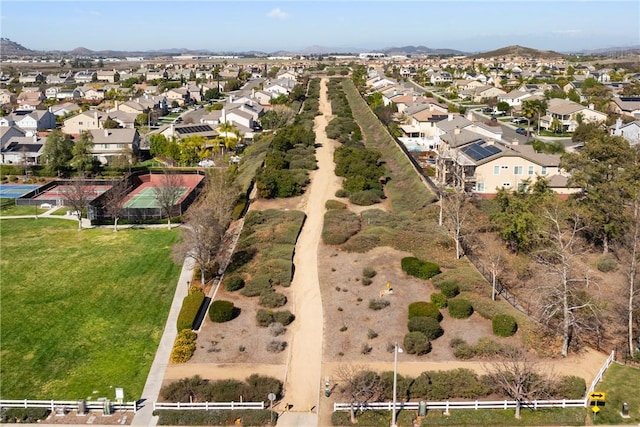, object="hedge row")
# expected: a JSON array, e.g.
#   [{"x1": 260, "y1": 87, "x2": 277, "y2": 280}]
[
  {"x1": 161, "y1": 374, "x2": 283, "y2": 404},
  {"x1": 154, "y1": 409, "x2": 276, "y2": 426},
  {"x1": 176, "y1": 287, "x2": 205, "y2": 331}
]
